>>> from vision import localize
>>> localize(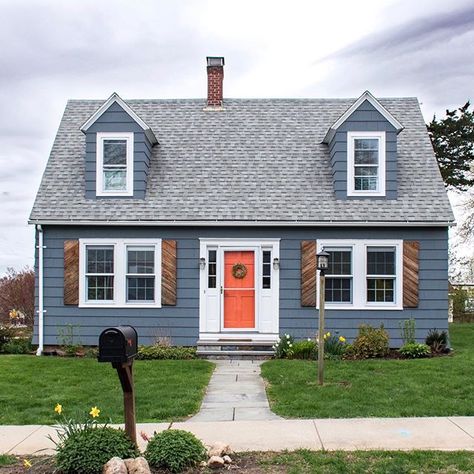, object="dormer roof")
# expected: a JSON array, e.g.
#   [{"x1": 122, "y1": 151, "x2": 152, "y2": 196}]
[
  {"x1": 80, "y1": 92, "x2": 158, "y2": 145},
  {"x1": 322, "y1": 91, "x2": 404, "y2": 144}
]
